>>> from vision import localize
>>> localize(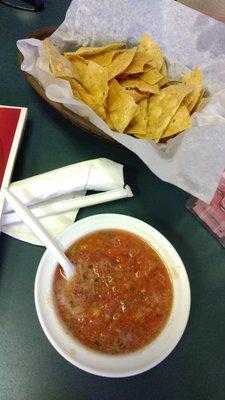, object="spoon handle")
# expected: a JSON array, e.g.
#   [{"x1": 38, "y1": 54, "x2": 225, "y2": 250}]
[
  {"x1": 2, "y1": 188, "x2": 74, "y2": 279},
  {"x1": 1, "y1": 185, "x2": 133, "y2": 226}
]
